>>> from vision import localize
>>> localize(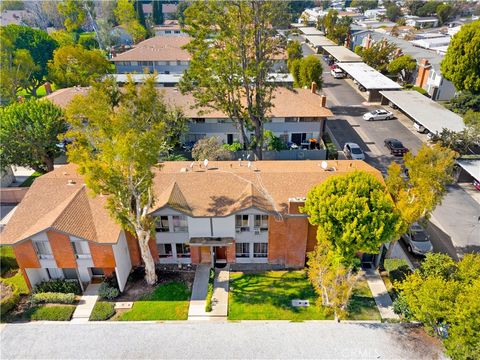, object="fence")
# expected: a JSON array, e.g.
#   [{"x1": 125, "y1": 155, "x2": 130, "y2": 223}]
[
  {"x1": 0, "y1": 187, "x2": 29, "y2": 204},
  {"x1": 233, "y1": 149, "x2": 327, "y2": 161}
]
